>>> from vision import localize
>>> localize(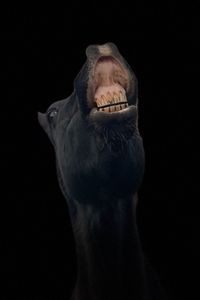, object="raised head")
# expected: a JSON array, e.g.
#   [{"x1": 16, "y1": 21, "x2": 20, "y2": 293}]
[{"x1": 38, "y1": 43, "x2": 145, "y2": 207}]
